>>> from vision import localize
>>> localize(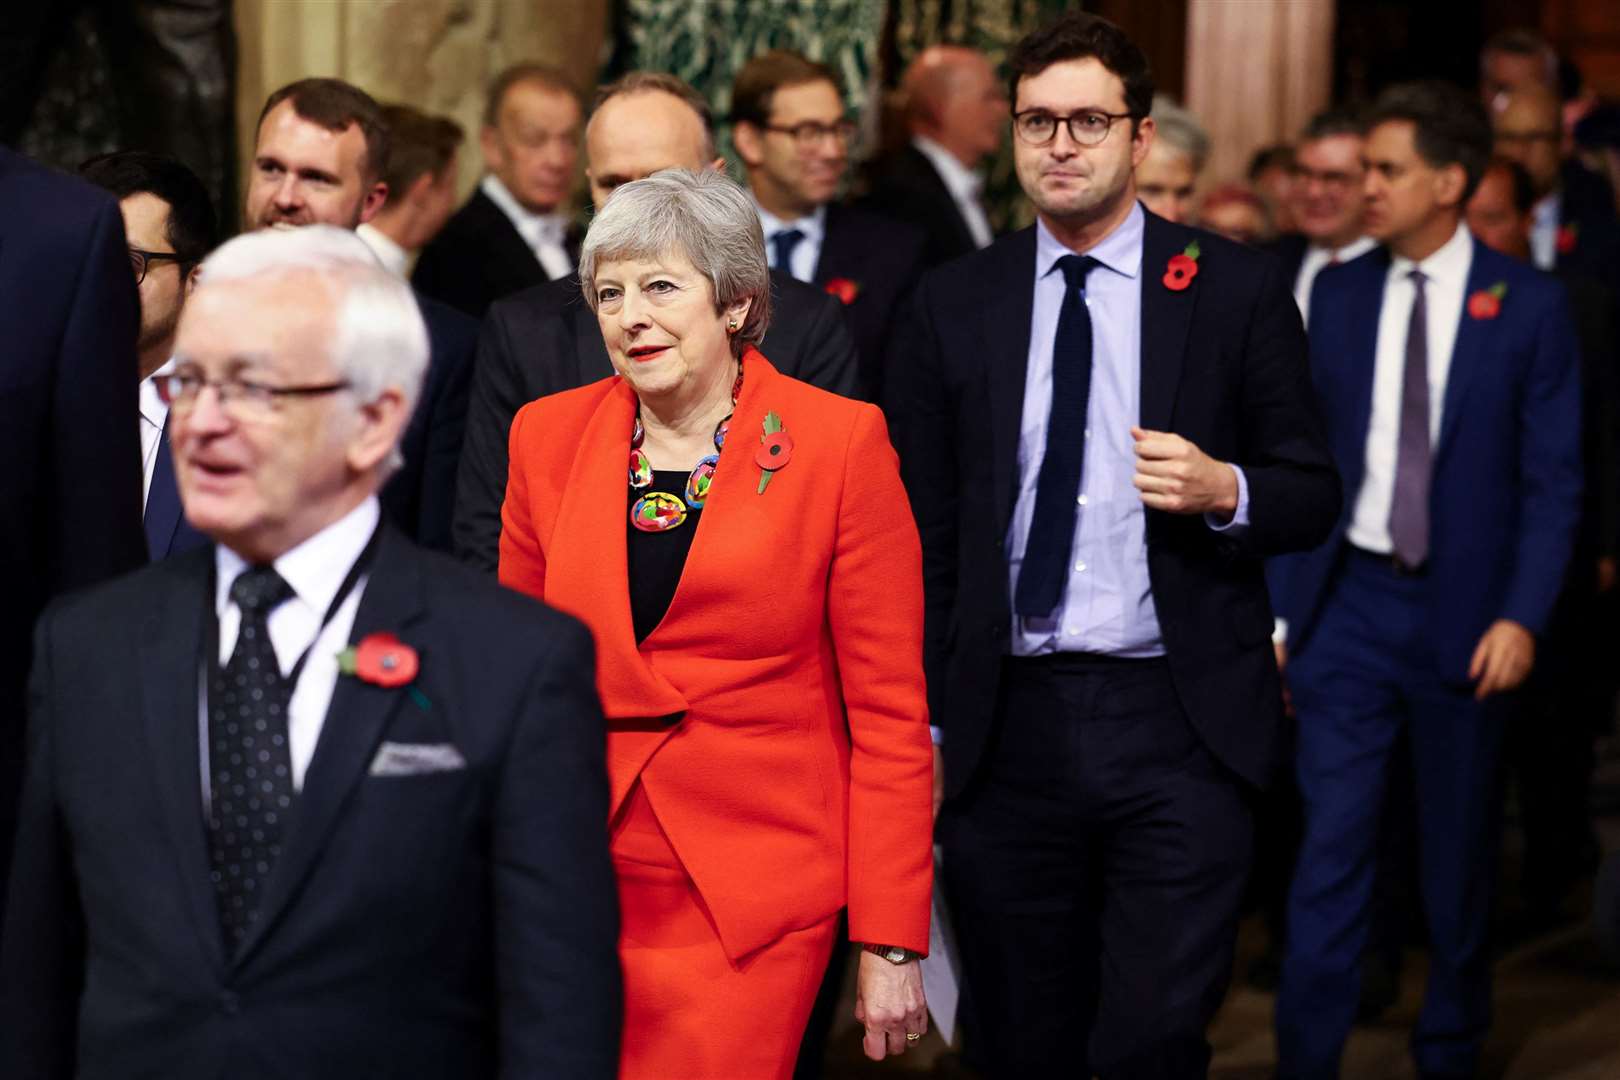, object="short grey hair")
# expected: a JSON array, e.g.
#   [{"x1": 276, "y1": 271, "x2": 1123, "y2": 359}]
[
  {"x1": 578, "y1": 168, "x2": 772, "y2": 355},
  {"x1": 1150, "y1": 94, "x2": 1210, "y2": 170},
  {"x1": 195, "y1": 225, "x2": 428, "y2": 475}
]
